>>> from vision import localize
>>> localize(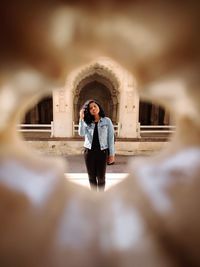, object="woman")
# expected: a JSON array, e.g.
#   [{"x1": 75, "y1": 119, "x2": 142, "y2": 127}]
[{"x1": 78, "y1": 99, "x2": 115, "y2": 191}]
